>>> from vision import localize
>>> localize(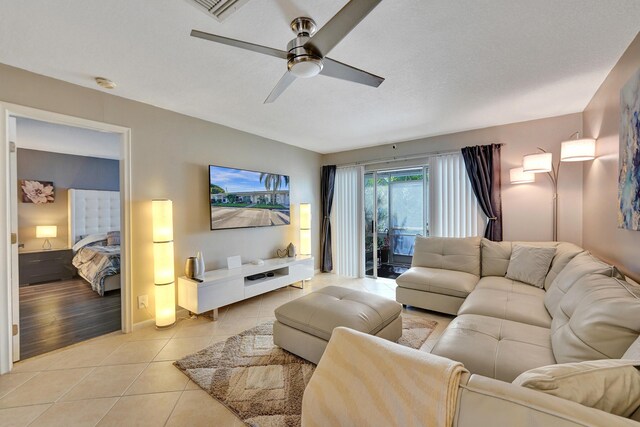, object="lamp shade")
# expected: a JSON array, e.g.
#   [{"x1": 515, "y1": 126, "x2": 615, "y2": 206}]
[
  {"x1": 510, "y1": 167, "x2": 535, "y2": 184},
  {"x1": 299, "y1": 203, "x2": 311, "y2": 256},
  {"x1": 153, "y1": 241, "x2": 175, "y2": 285},
  {"x1": 155, "y1": 282, "x2": 176, "y2": 328},
  {"x1": 36, "y1": 225, "x2": 57, "y2": 238},
  {"x1": 300, "y1": 203, "x2": 311, "y2": 229},
  {"x1": 152, "y1": 199, "x2": 173, "y2": 242},
  {"x1": 561, "y1": 138, "x2": 596, "y2": 162},
  {"x1": 523, "y1": 152, "x2": 553, "y2": 173}
]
